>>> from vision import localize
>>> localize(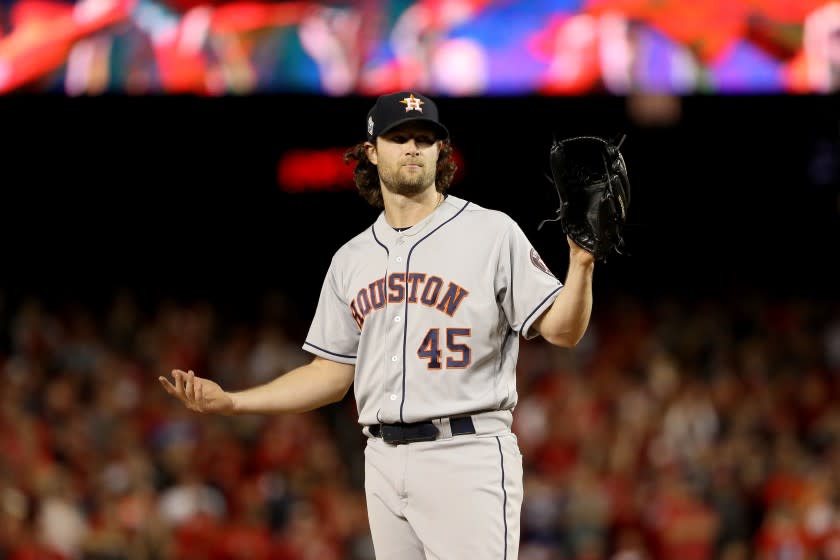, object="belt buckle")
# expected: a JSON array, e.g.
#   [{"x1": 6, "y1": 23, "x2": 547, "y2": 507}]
[
  {"x1": 380, "y1": 424, "x2": 405, "y2": 444},
  {"x1": 381, "y1": 422, "x2": 439, "y2": 444}
]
